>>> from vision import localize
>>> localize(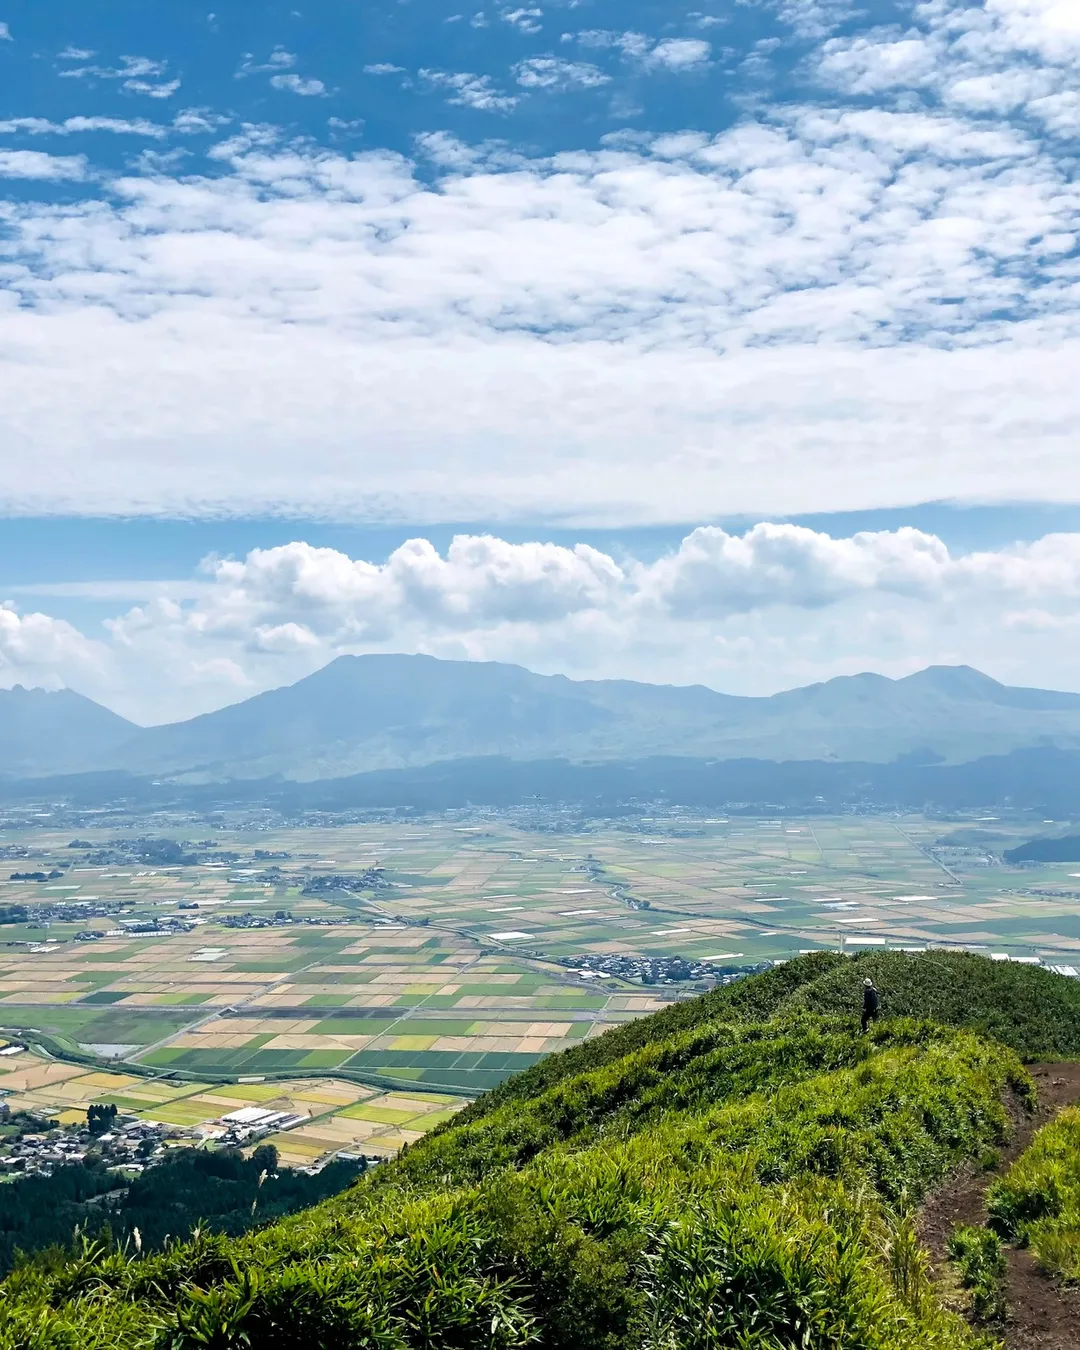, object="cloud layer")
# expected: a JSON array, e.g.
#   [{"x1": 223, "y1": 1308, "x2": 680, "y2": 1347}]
[
  {"x1": 7, "y1": 523, "x2": 1080, "y2": 722},
  {"x1": 0, "y1": 0, "x2": 1077, "y2": 520}
]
